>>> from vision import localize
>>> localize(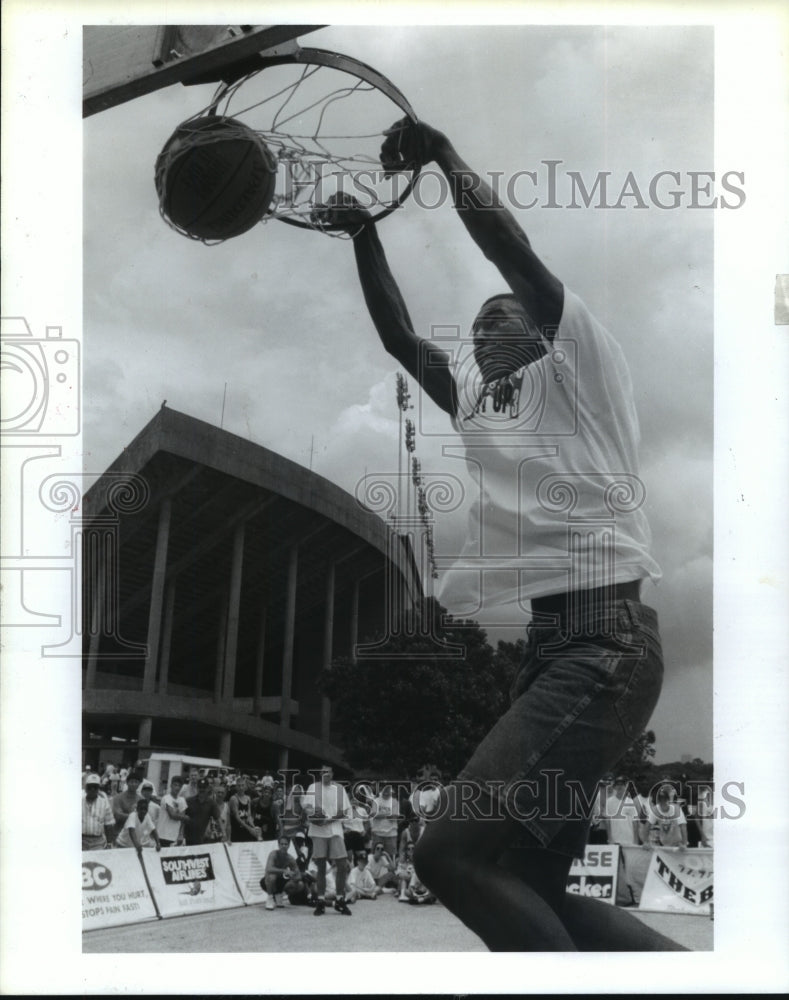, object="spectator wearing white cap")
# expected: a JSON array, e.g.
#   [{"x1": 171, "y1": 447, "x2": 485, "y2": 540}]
[
  {"x1": 139, "y1": 780, "x2": 161, "y2": 826},
  {"x1": 82, "y1": 774, "x2": 115, "y2": 850},
  {"x1": 157, "y1": 775, "x2": 187, "y2": 847}
]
